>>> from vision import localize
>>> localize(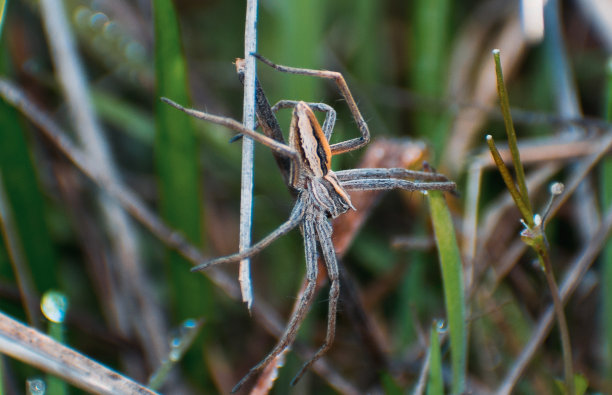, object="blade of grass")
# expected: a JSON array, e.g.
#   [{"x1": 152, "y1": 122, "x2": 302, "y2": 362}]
[
  {"x1": 275, "y1": 0, "x2": 323, "y2": 101},
  {"x1": 411, "y1": 0, "x2": 452, "y2": 159},
  {"x1": 486, "y1": 135, "x2": 533, "y2": 224},
  {"x1": 601, "y1": 57, "x2": 612, "y2": 378},
  {"x1": 41, "y1": 291, "x2": 69, "y2": 395},
  {"x1": 0, "y1": 173, "x2": 40, "y2": 326},
  {"x1": 153, "y1": 0, "x2": 214, "y2": 323},
  {"x1": 0, "y1": 0, "x2": 6, "y2": 40},
  {"x1": 427, "y1": 191, "x2": 466, "y2": 394},
  {"x1": 153, "y1": 1, "x2": 215, "y2": 387},
  {"x1": 0, "y1": 43, "x2": 58, "y2": 298},
  {"x1": 427, "y1": 321, "x2": 444, "y2": 395},
  {"x1": 492, "y1": 49, "x2": 532, "y2": 215}
]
